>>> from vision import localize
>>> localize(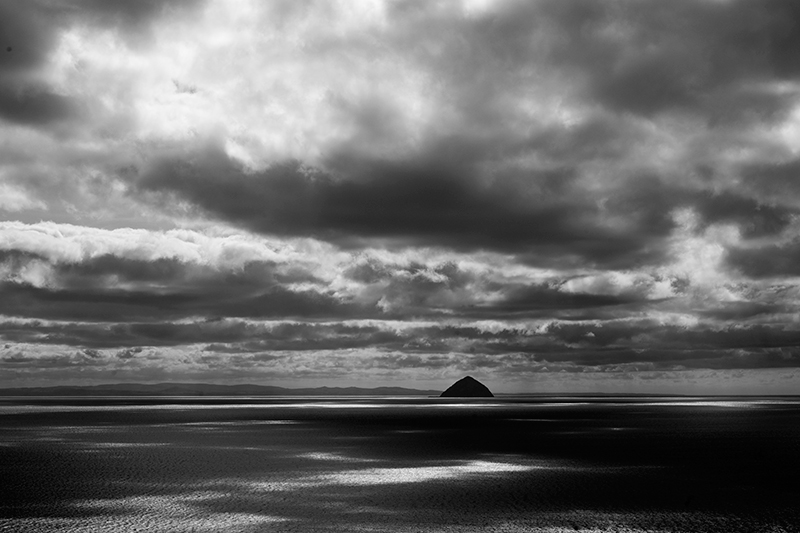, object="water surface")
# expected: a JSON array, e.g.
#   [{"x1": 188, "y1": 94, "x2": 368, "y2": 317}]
[{"x1": 1, "y1": 396, "x2": 798, "y2": 532}]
